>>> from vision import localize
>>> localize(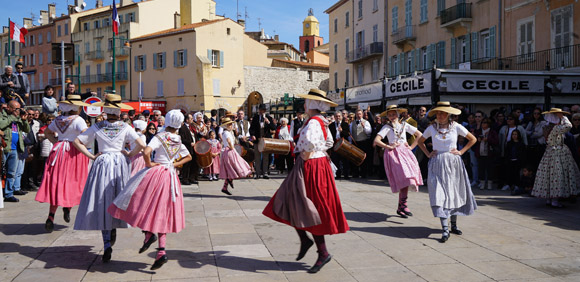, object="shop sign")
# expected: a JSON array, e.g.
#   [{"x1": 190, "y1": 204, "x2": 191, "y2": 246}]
[
  {"x1": 386, "y1": 74, "x2": 431, "y2": 97},
  {"x1": 346, "y1": 82, "x2": 382, "y2": 103},
  {"x1": 560, "y1": 77, "x2": 580, "y2": 93},
  {"x1": 446, "y1": 75, "x2": 544, "y2": 93}
]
